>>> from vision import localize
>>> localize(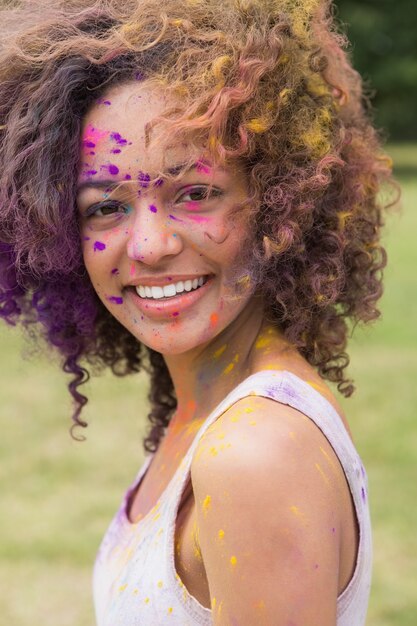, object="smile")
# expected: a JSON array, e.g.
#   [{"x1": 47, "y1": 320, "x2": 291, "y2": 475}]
[{"x1": 135, "y1": 276, "x2": 208, "y2": 300}]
